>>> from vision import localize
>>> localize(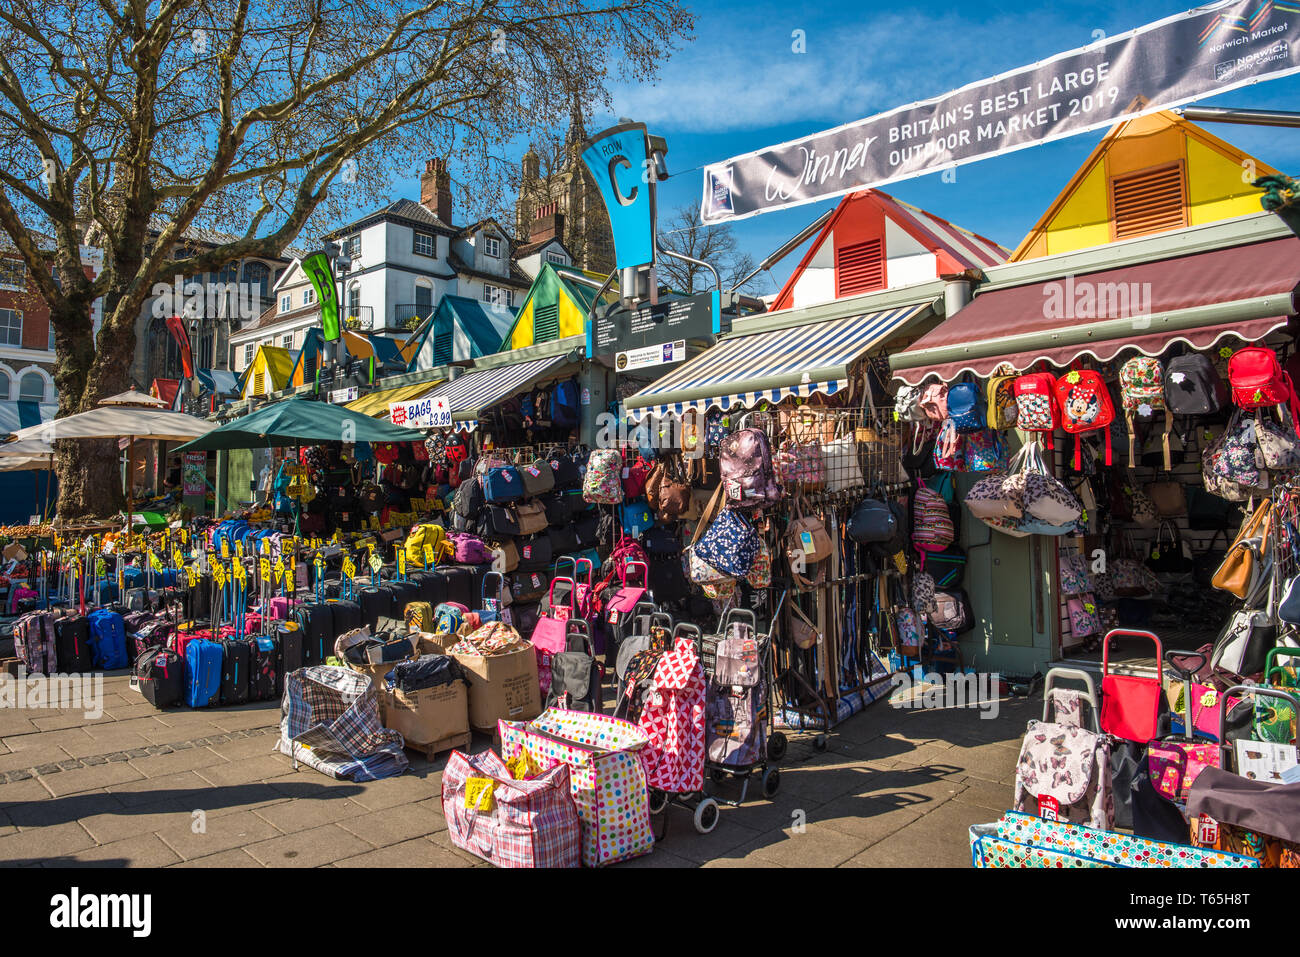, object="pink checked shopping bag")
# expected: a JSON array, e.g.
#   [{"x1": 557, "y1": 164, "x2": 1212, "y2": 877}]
[
  {"x1": 441, "y1": 749, "x2": 581, "y2": 868},
  {"x1": 637, "y1": 635, "x2": 707, "y2": 794},
  {"x1": 499, "y1": 710, "x2": 654, "y2": 867}
]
